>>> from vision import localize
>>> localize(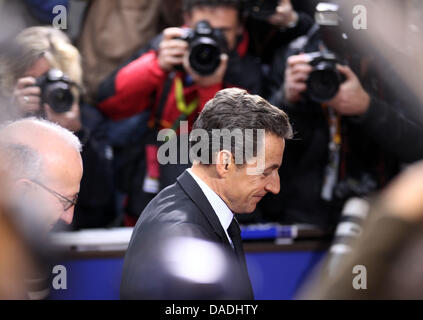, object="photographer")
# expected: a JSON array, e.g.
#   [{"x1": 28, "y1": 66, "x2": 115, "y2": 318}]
[
  {"x1": 97, "y1": 0, "x2": 263, "y2": 221},
  {"x1": 262, "y1": 2, "x2": 423, "y2": 228},
  {"x1": 0, "y1": 26, "x2": 115, "y2": 230},
  {"x1": 245, "y1": 0, "x2": 315, "y2": 65}
]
